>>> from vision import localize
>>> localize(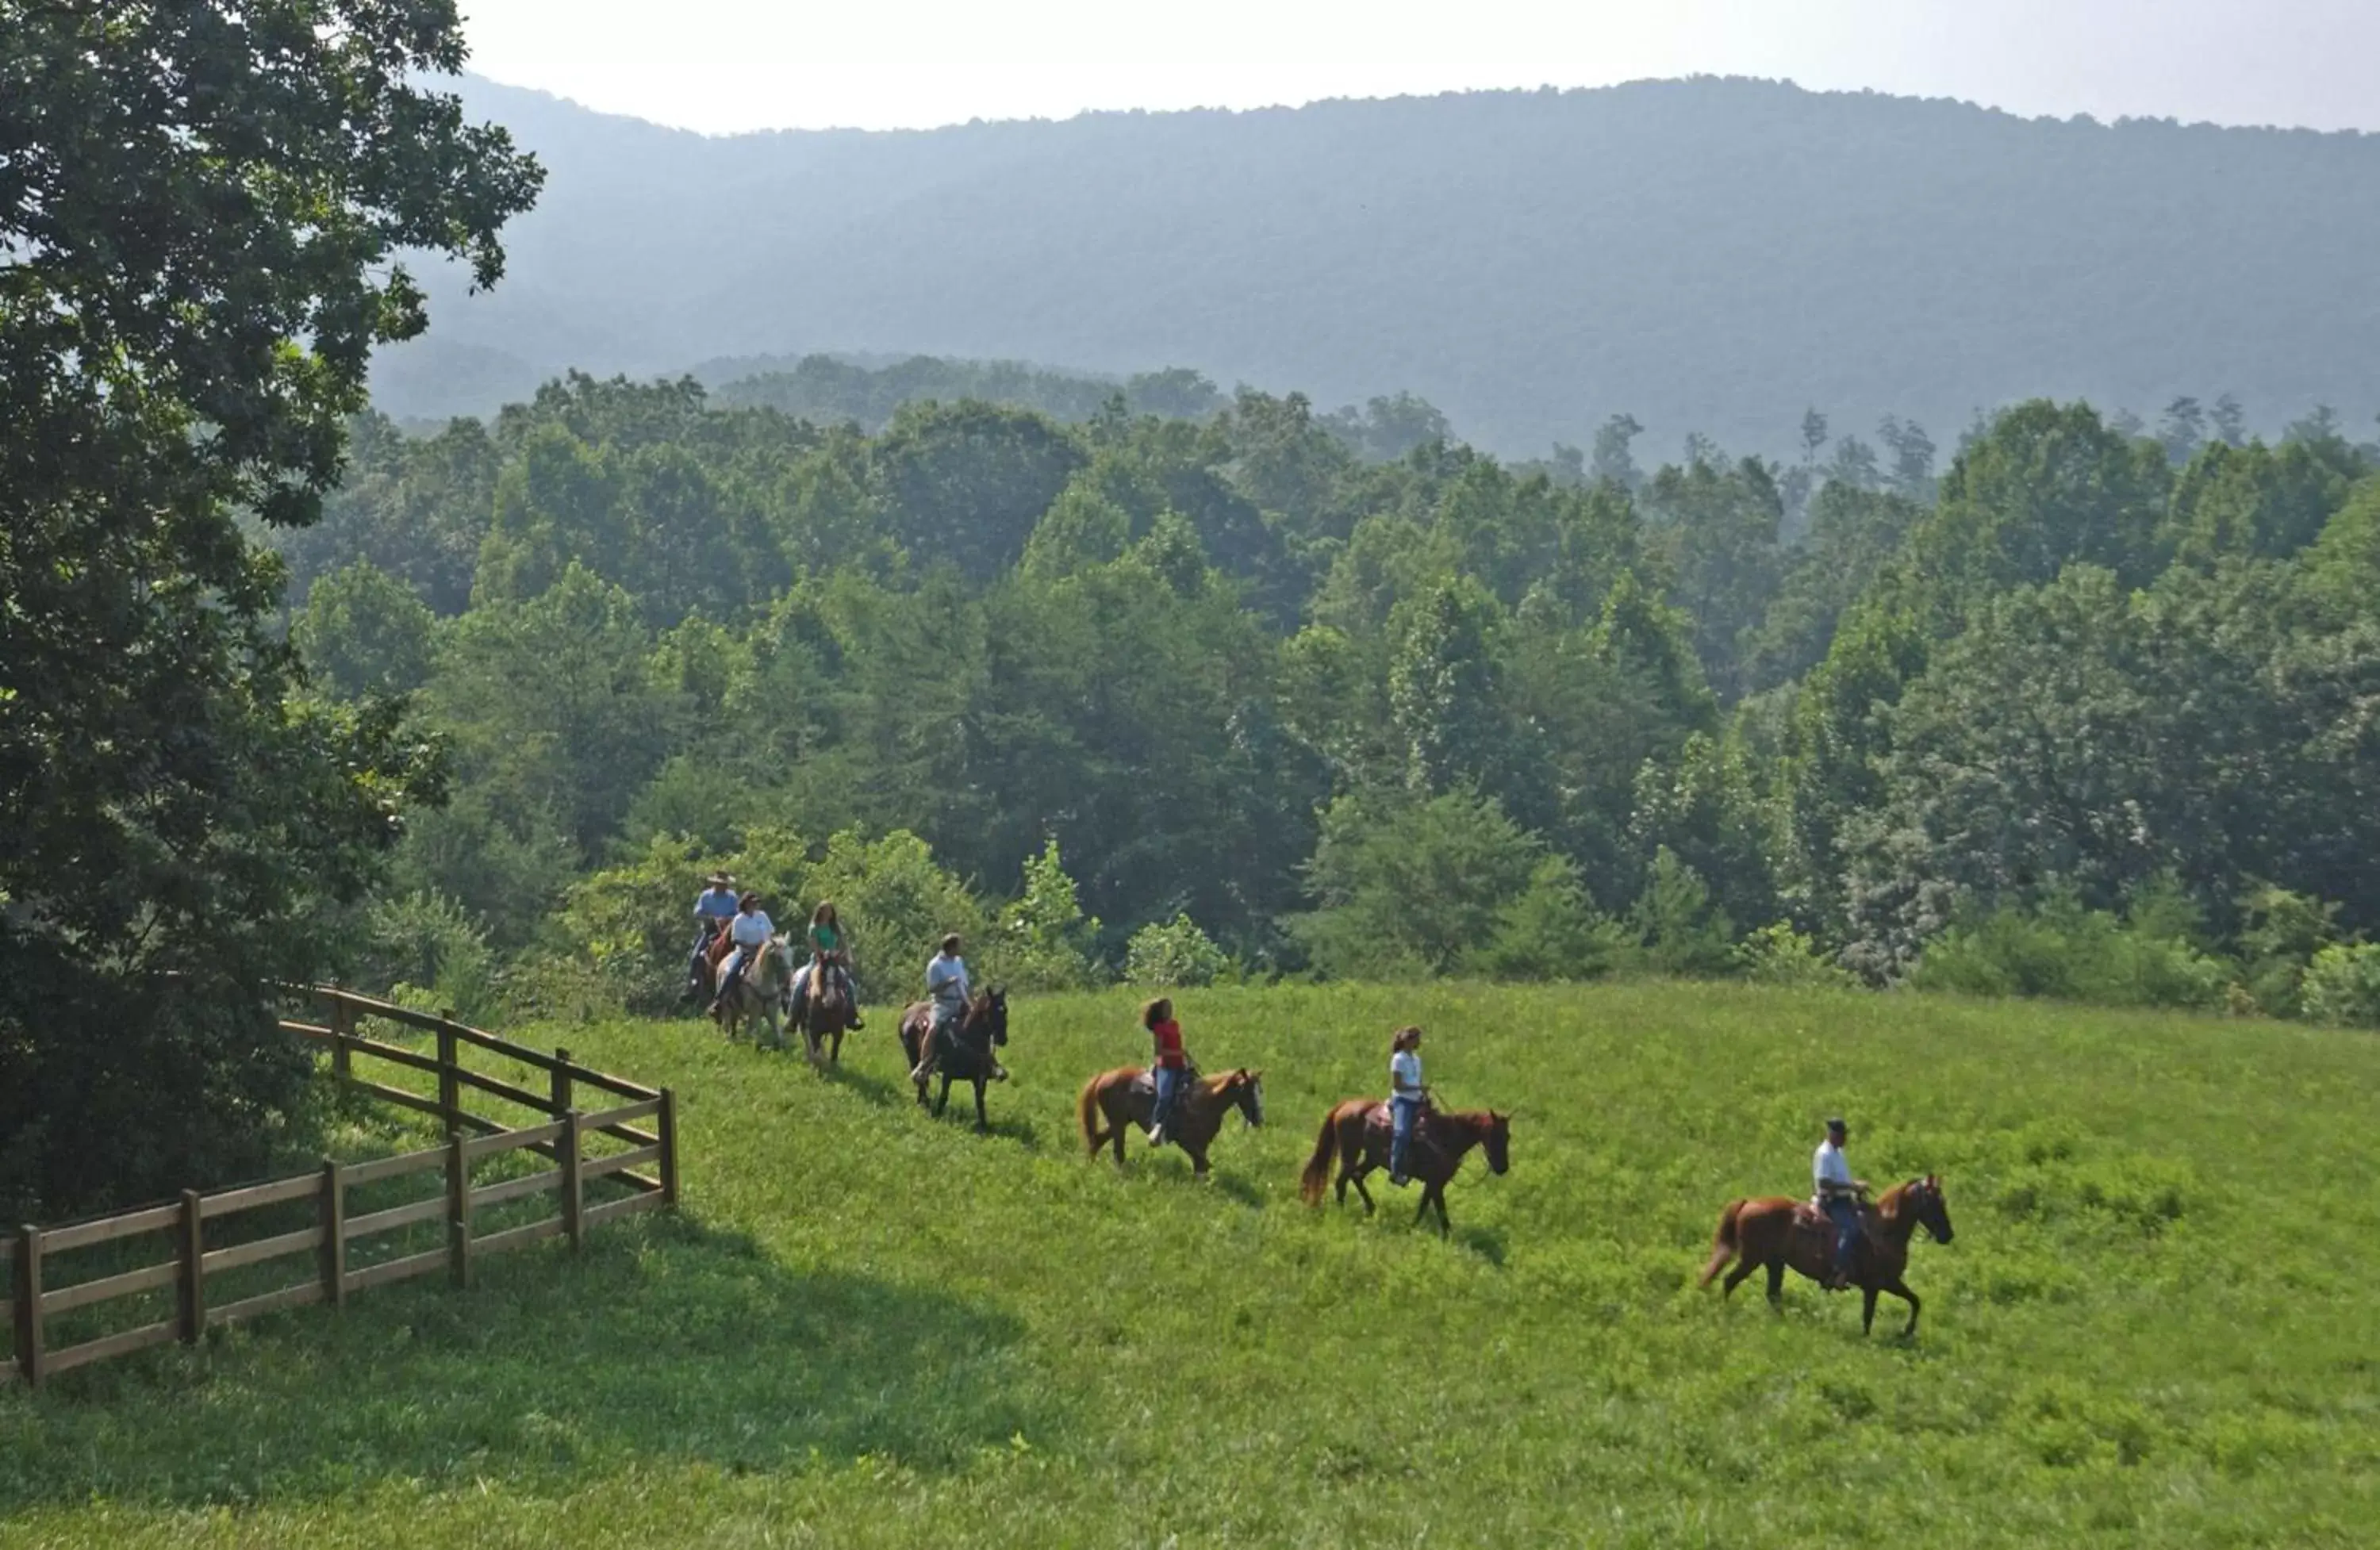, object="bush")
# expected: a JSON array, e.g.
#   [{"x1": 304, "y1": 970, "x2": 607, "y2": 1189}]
[
  {"x1": 1734, "y1": 922, "x2": 1860, "y2": 989},
  {"x1": 996, "y1": 839, "x2": 1103, "y2": 992},
  {"x1": 358, "y1": 889, "x2": 497, "y2": 1022},
  {"x1": 1124, "y1": 914, "x2": 1233, "y2": 988},
  {"x1": 1468, "y1": 856, "x2": 1630, "y2": 980},
  {"x1": 1911, "y1": 898, "x2": 2228, "y2": 1010},
  {"x1": 1629, "y1": 847, "x2": 1737, "y2": 977},
  {"x1": 2299, "y1": 942, "x2": 2380, "y2": 1027},
  {"x1": 1292, "y1": 788, "x2": 1542, "y2": 979}
]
